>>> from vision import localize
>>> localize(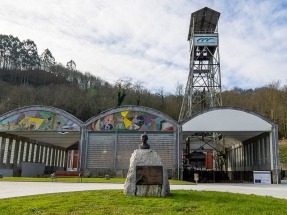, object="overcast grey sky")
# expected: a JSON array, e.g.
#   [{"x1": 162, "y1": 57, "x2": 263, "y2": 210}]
[{"x1": 1, "y1": 0, "x2": 286, "y2": 93}]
